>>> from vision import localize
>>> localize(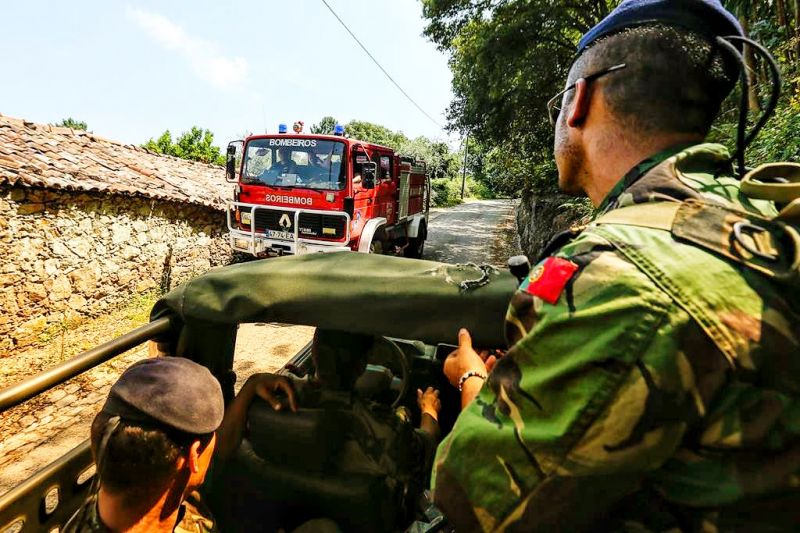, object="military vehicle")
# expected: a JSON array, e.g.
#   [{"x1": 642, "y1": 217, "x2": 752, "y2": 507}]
[{"x1": 0, "y1": 253, "x2": 519, "y2": 532}]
